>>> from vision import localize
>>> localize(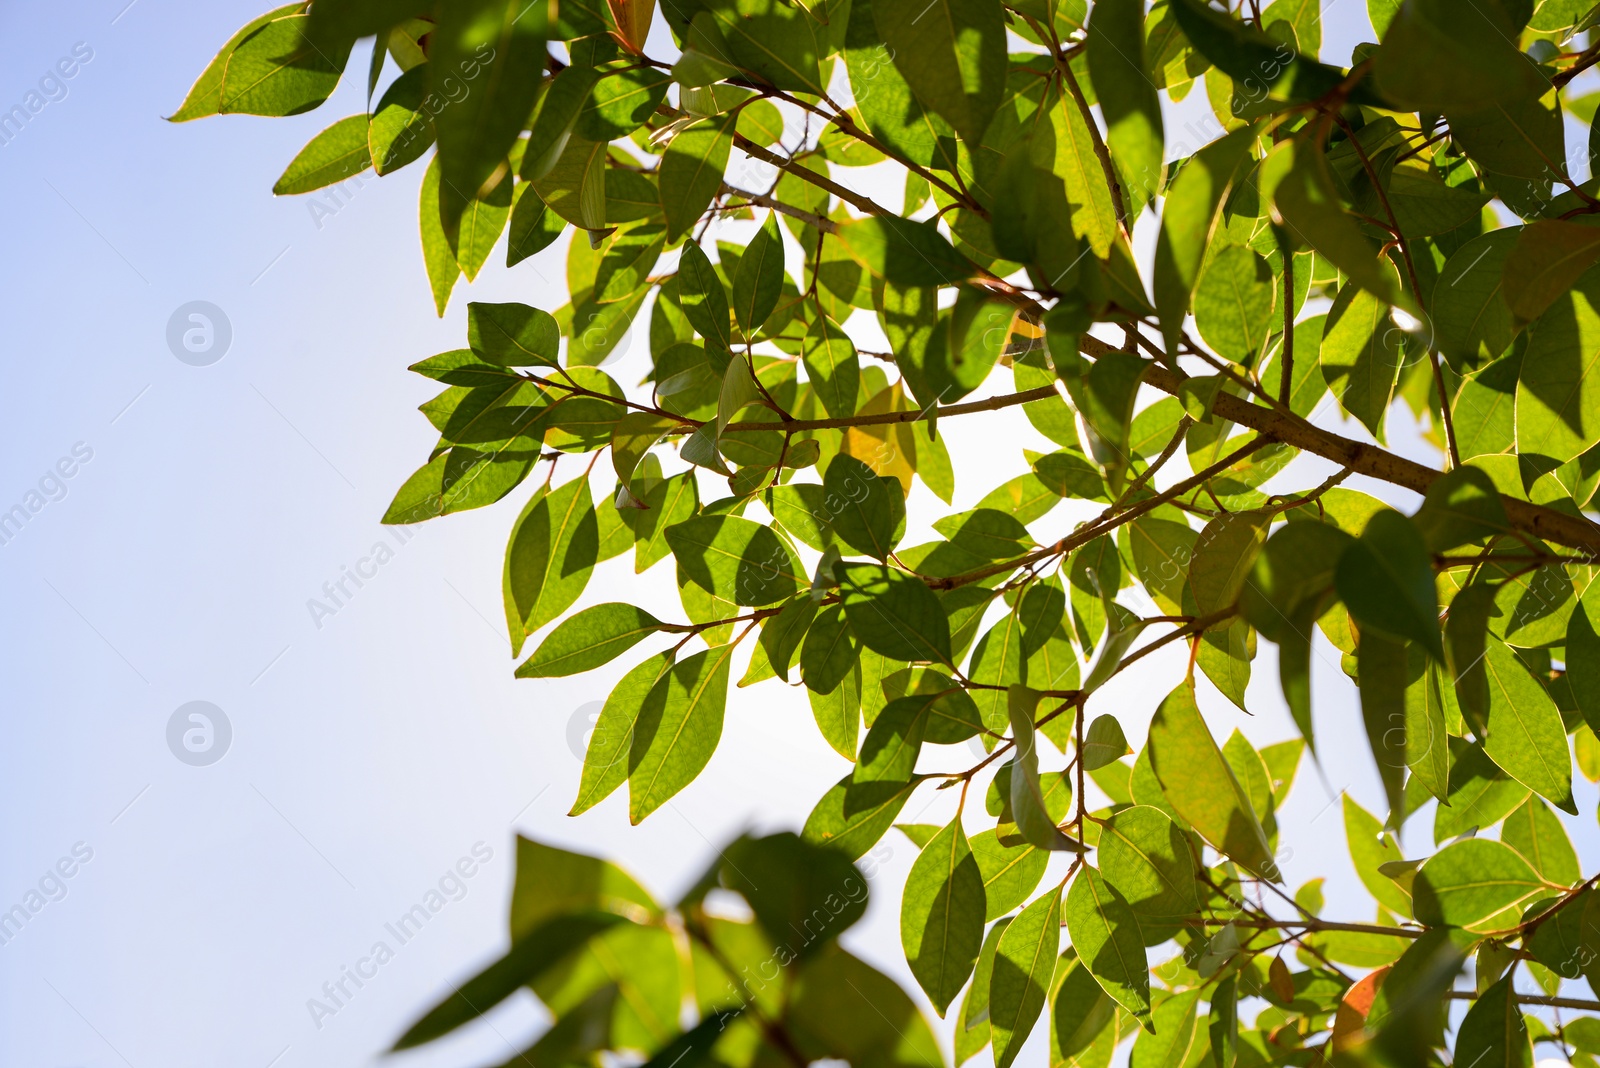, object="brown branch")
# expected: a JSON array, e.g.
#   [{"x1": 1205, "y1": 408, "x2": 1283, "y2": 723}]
[
  {"x1": 926, "y1": 434, "x2": 1276, "y2": 591},
  {"x1": 1196, "y1": 917, "x2": 1421, "y2": 939},
  {"x1": 723, "y1": 385, "x2": 1059, "y2": 432},
  {"x1": 1055, "y1": 57, "x2": 1128, "y2": 234},
  {"x1": 1446, "y1": 990, "x2": 1600, "y2": 1012},
  {"x1": 1136, "y1": 361, "x2": 1600, "y2": 559},
  {"x1": 1333, "y1": 113, "x2": 1461, "y2": 467},
  {"x1": 719, "y1": 182, "x2": 838, "y2": 233},
  {"x1": 732, "y1": 134, "x2": 889, "y2": 219}
]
